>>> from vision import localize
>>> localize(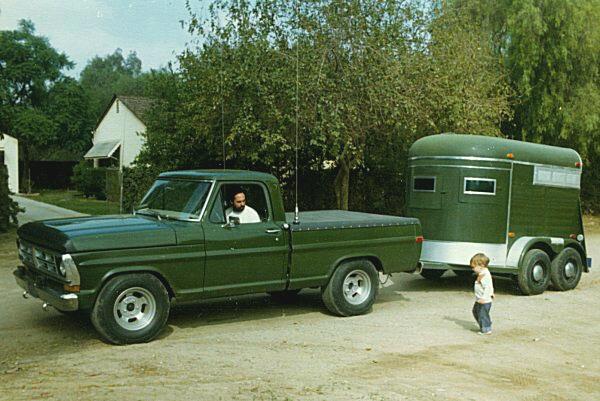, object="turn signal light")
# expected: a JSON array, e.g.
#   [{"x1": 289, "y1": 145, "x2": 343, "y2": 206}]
[
  {"x1": 64, "y1": 284, "x2": 80, "y2": 292},
  {"x1": 569, "y1": 234, "x2": 577, "y2": 239},
  {"x1": 416, "y1": 236, "x2": 424, "y2": 243},
  {"x1": 508, "y1": 232, "x2": 516, "y2": 238},
  {"x1": 506, "y1": 153, "x2": 514, "y2": 159}
]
